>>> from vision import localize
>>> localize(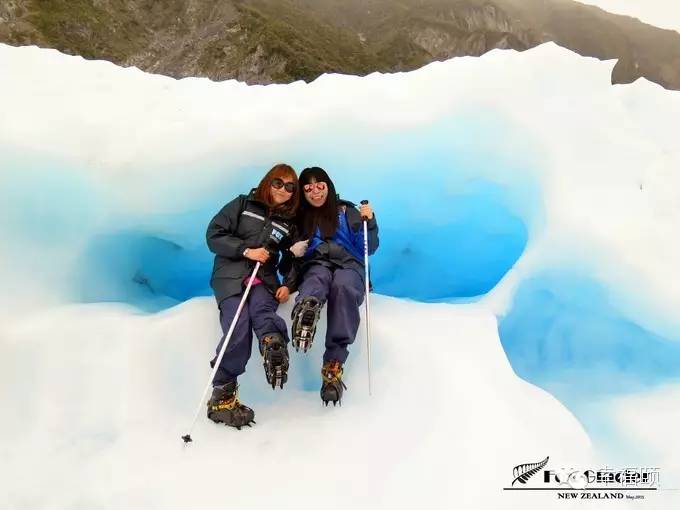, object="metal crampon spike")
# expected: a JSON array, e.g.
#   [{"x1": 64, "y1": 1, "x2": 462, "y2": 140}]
[{"x1": 292, "y1": 298, "x2": 321, "y2": 353}]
